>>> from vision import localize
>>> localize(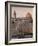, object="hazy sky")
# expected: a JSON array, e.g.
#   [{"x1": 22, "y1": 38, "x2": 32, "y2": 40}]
[{"x1": 11, "y1": 6, "x2": 33, "y2": 18}]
